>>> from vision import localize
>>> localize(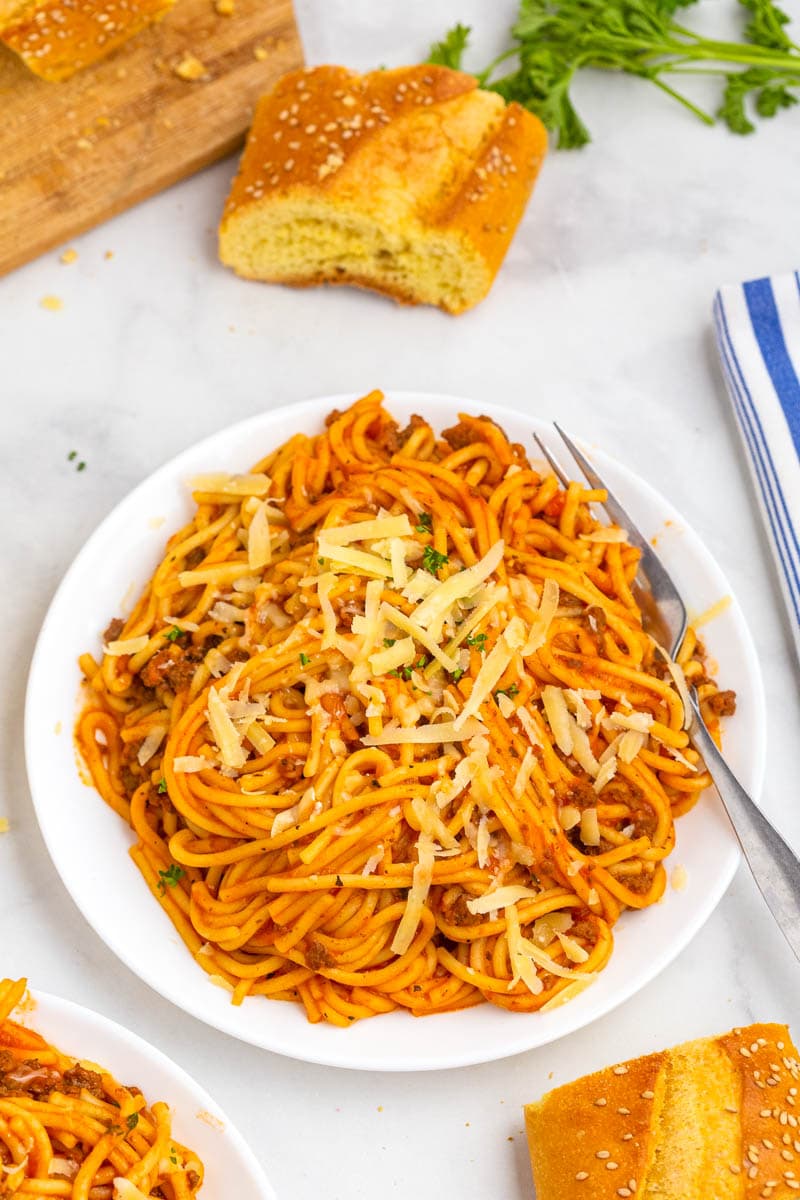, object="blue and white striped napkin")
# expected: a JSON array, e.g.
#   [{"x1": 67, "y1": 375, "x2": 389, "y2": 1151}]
[{"x1": 713, "y1": 272, "x2": 800, "y2": 663}]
